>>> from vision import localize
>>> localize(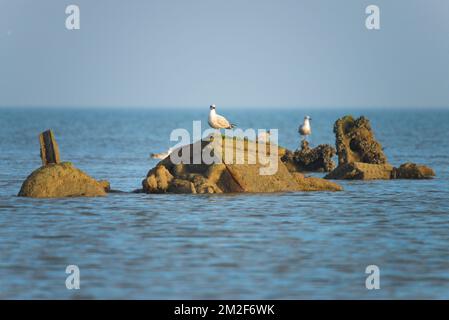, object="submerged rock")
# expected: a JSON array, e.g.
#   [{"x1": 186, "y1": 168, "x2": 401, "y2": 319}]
[
  {"x1": 324, "y1": 162, "x2": 393, "y2": 180},
  {"x1": 282, "y1": 140, "x2": 336, "y2": 172},
  {"x1": 142, "y1": 136, "x2": 342, "y2": 194},
  {"x1": 325, "y1": 162, "x2": 435, "y2": 180},
  {"x1": 391, "y1": 163, "x2": 435, "y2": 179},
  {"x1": 98, "y1": 180, "x2": 111, "y2": 192},
  {"x1": 334, "y1": 115, "x2": 387, "y2": 165},
  {"x1": 18, "y1": 162, "x2": 108, "y2": 198}
]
